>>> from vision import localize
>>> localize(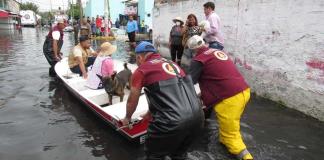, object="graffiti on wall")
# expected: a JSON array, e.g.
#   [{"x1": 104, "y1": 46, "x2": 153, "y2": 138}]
[
  {"x1": 306, "y1": 59, "x2": 324, "y2": 84},
  {"x1": 229, "y1": 52, "x2": 253, "y2": 71},
  {"x1": 155, "y1": 0, "x2": 185, "y2": 4}
]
